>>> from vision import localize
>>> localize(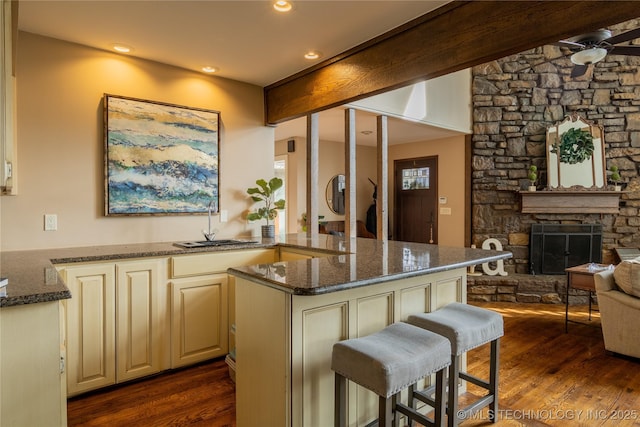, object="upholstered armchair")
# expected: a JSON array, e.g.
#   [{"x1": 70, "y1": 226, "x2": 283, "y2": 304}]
[{"x1": 594, "y1": 265, "x2": 640, "y2": 359}]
